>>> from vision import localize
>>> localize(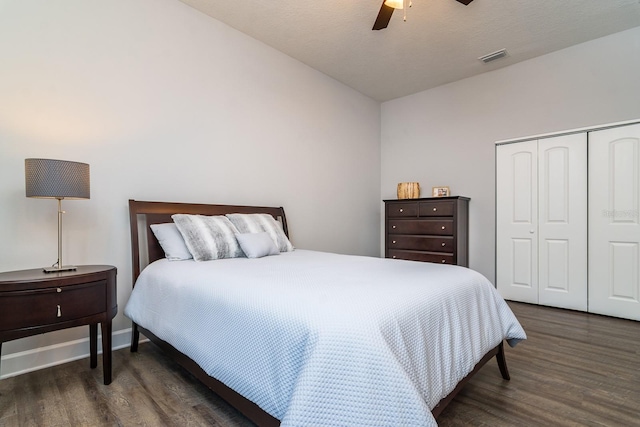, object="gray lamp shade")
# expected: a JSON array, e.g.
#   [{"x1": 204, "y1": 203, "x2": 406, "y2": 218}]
[{"x1": 25, "y1": 158, "x2": 90, "y2": 199}]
